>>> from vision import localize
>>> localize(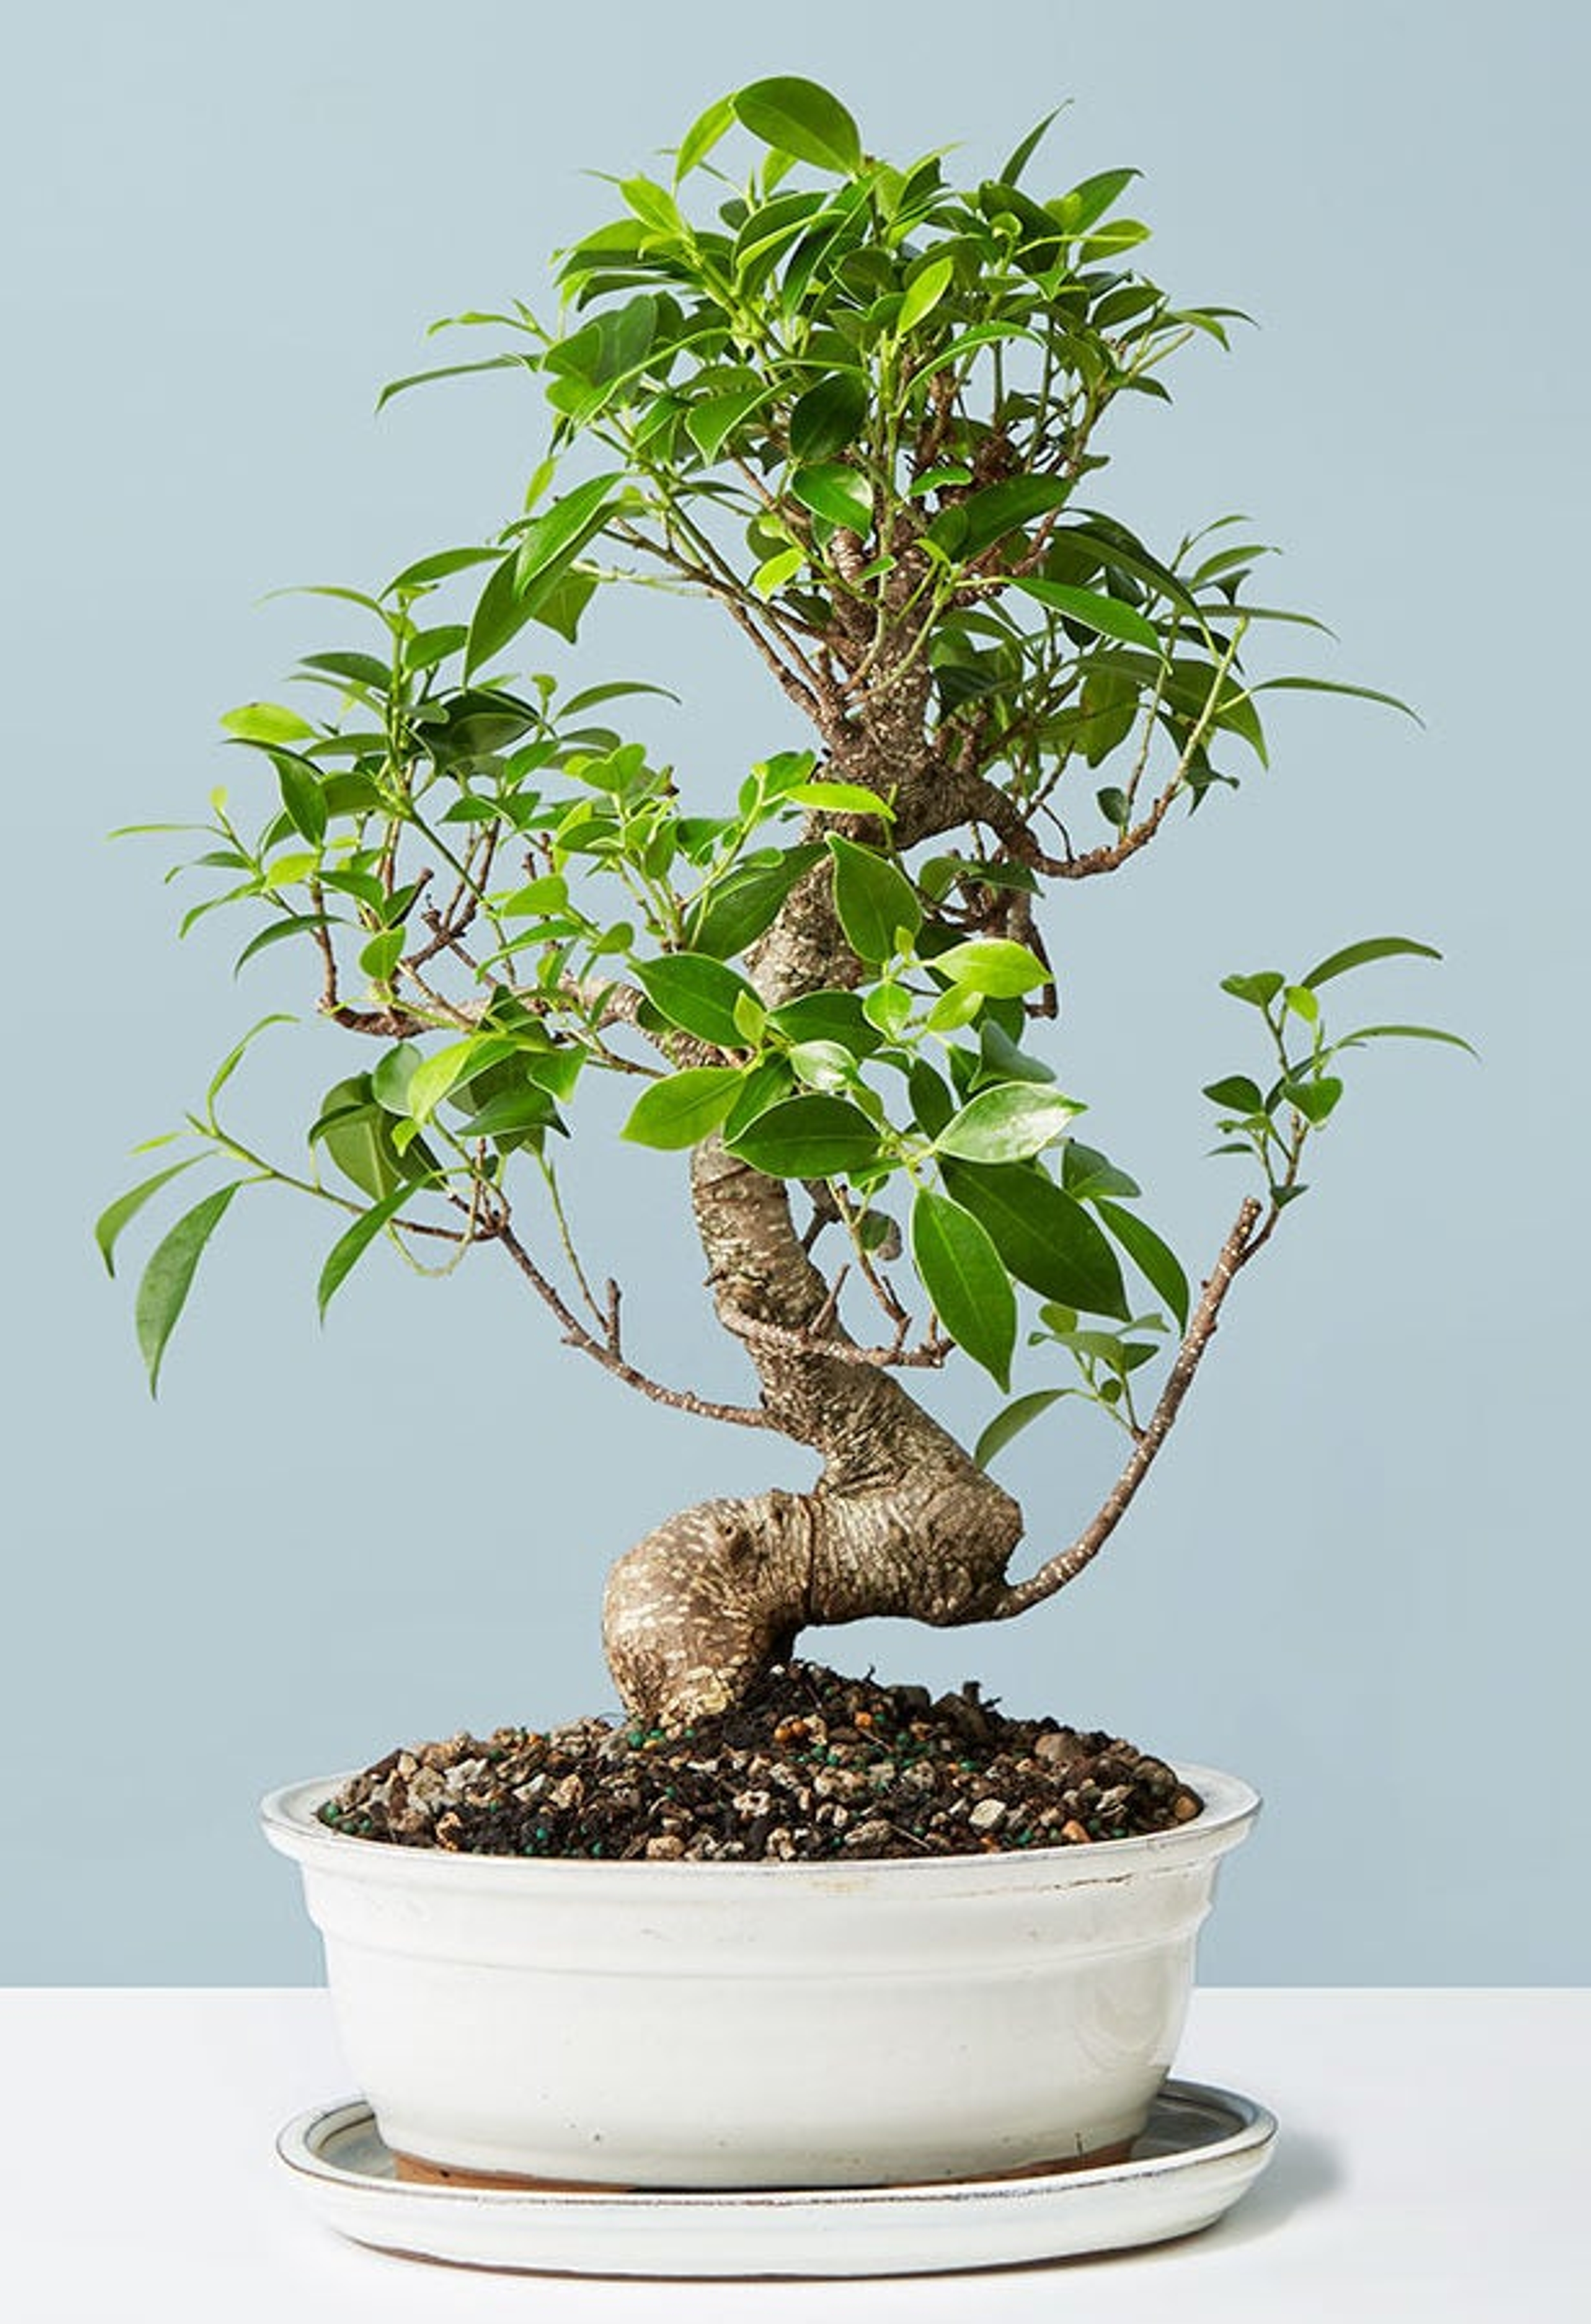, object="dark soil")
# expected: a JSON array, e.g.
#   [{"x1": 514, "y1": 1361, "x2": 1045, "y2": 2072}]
[{"x1": 318, "y1": 1663, "x2": 1203, "y2": 1863}]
